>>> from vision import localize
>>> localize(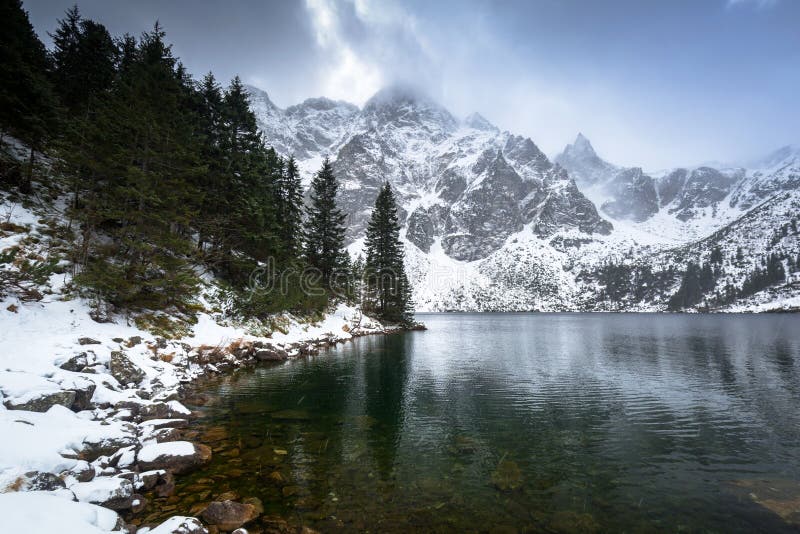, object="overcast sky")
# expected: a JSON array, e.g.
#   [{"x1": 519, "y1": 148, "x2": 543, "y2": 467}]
[{"x1": 25, "y1": 0, "x2": 800, "y2": 169}]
